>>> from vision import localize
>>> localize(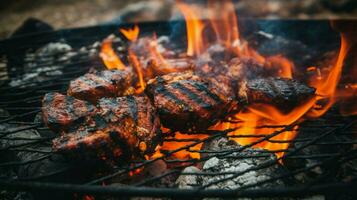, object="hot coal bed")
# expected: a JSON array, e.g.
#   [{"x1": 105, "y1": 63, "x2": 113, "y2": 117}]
[{"x1": 0, "y1": 18, "x2": 357, "y2": 200}]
